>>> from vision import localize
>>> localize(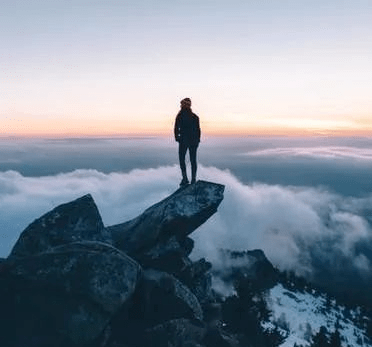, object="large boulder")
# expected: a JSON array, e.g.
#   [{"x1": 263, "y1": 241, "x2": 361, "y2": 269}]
[
  {"x1": 129, "y1": 269, "x2": 203, "y2": 326},
  {"x1": 106, "y1": 269, "x2": 204, "y2": 347},
  {"x1": 180, "y1": 258, "x2": 214, "y2": 304},
  {"x1": 203, "y1": 326, "x2": 241, "y2": 347},
  {"x1": 137, "y1": 236, "x2": 195, "y2": 278},
  {"x1": 140, "y1": 236, "x2": 194, "y2": 264},
  {"x1": 107, "y1": 181, "x2": 225, "y2": 257},
  {"x1": 143, "y1": 319, "x2": 206, "y2": 347},
  {"x1": 0, "y1": 274, "x2": 17, "y2": 346},
  {"x1": 3, "y1": 241, "x2": 141, "y2": 346},
  {"x1": 9, "y1": 194, "x2": 111, "y2": 258}
]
